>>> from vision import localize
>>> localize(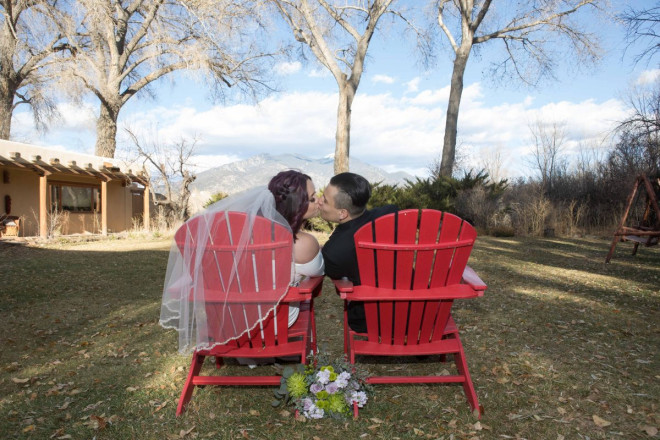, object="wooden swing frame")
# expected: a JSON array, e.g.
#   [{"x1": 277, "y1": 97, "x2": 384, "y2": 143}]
[{"x1": 605, "y1": 174, "x2": 660, "y2": 263}]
